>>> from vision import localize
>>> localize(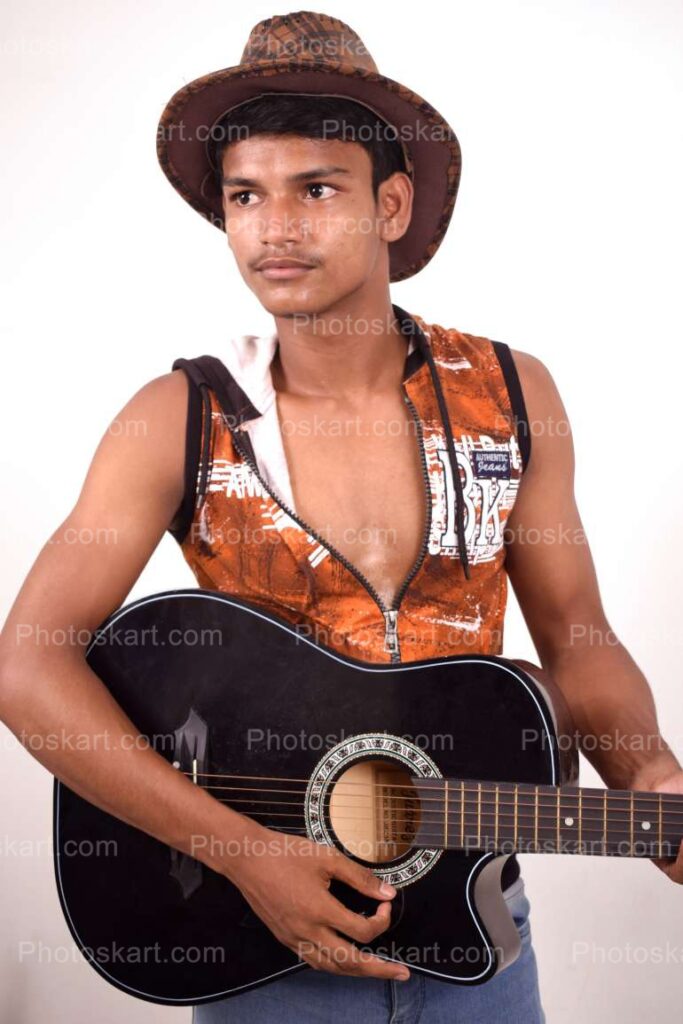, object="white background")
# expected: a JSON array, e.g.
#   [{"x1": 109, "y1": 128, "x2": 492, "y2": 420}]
[{"x1": 1, "y1": 1, "x2": 682, "y2": 1021}]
